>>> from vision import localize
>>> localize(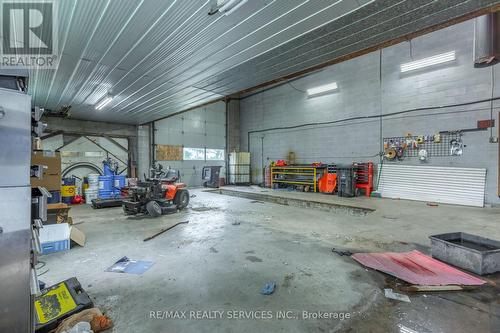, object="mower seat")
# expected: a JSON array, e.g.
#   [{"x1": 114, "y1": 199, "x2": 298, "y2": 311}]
[{"x1": 161, "y1": 175, "x2": 178, "y2": 182}]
